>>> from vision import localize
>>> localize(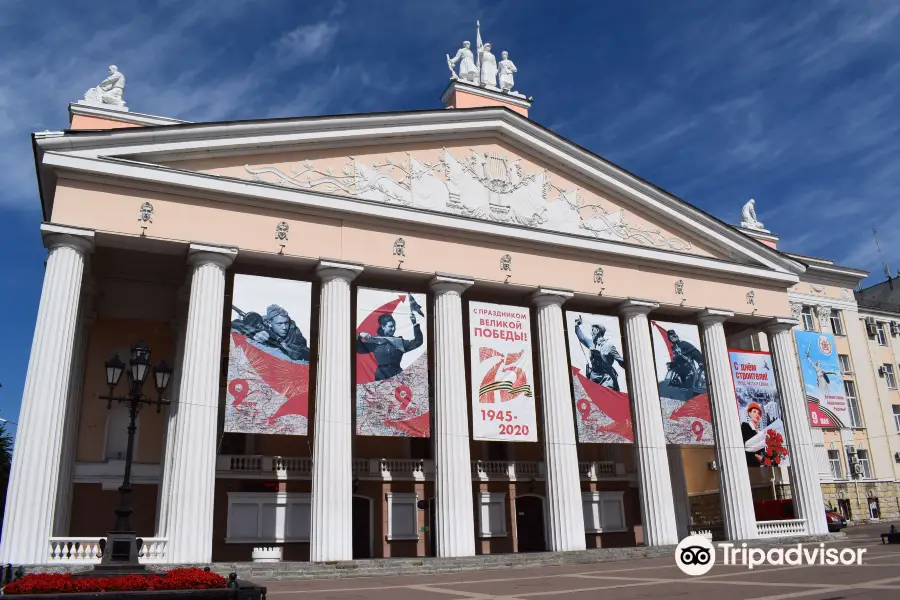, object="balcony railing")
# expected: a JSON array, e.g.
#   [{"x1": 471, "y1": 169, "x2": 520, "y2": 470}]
[
  {"x1": 756, "y1": 519, "x2": 807, "y2": 538},
  {"x1": 217, "y1": 456, "x2": 628, "y2": 481},
  {"x1": 48, "y1": 537, "x2": 167, "y2": 564}
]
